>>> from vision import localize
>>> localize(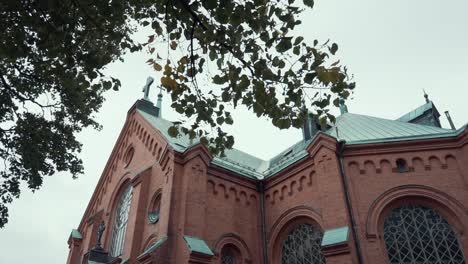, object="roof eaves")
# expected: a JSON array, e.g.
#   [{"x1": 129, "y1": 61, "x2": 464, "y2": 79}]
[
  {"x1": 211, "y1": 158, "x2": 263, "y2": 179},
  {"x1": 345, "y1": 128, "x2": 464, "y2": 145},
  {"x1": 264, "y1": 150, "x2": 309, "y2": 178}
]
